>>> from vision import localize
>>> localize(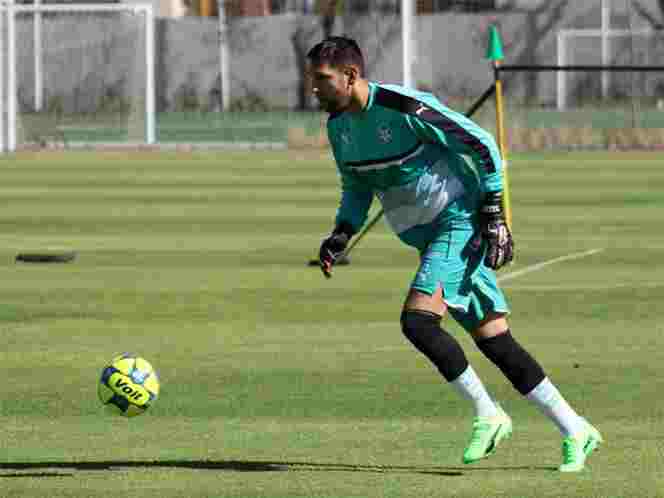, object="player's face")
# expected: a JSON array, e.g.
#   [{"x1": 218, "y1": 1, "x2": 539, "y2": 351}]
[{"x1": 309, "y1": 64, "x2": 353, "y2": 113}]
